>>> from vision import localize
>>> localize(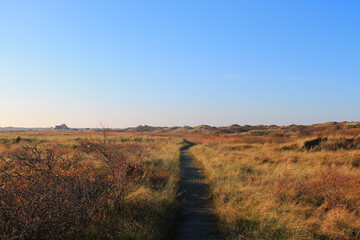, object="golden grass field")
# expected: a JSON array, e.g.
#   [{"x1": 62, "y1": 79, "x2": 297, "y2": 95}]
[
  {"x1": 1, "y1": 122, "x2": 360, "y2": 240},
  {"x1": 0, "y1": 130, "x2": 187, "y2": 240},
  {"x1": 190, "y1": 127, "x2": 360, "y2": 239}
]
